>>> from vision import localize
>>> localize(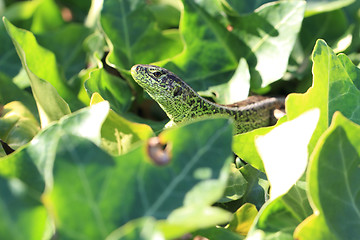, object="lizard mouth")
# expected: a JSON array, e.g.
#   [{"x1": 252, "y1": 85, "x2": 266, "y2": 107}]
[
  {"x1": 131, "y1": 64, "x2": 147, "y2": 86},
  {"x1": 130, "y1": 64, "x2": 142, "y2": 79}
]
